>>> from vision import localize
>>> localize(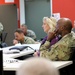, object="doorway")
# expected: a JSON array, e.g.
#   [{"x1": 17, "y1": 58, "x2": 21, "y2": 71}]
[{"x1": 25, "y1": 0, "x2": 51, "y2": 40}]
